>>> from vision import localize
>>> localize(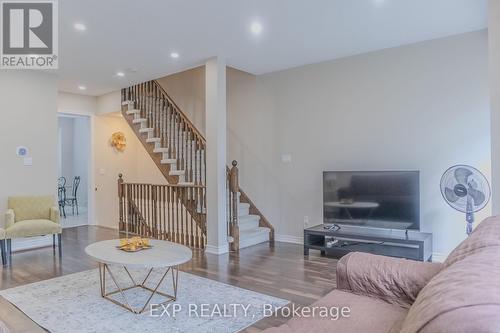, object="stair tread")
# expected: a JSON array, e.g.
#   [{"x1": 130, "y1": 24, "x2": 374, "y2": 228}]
[
  {"x1": 239, "y1": 214, "x2": 260, "y2": 222},
  {"x1": 239, "y1": 227, "x2": 270, "y2": 237},
  {"x1": 139, "y1": 128, "x2": 154, "y2": 133},
  {"x1": 170, "y1": 170, "x2": 185, "y2": 176},
  {"x1": 126, "y1": 109, "x2": 140, "y2": 114},
  {"x1": 153, "y1": 148, "x2": 169, "y2": 153},
  {"x1": 160, "y1": 158, "x2": 176, "y2": 164}
]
